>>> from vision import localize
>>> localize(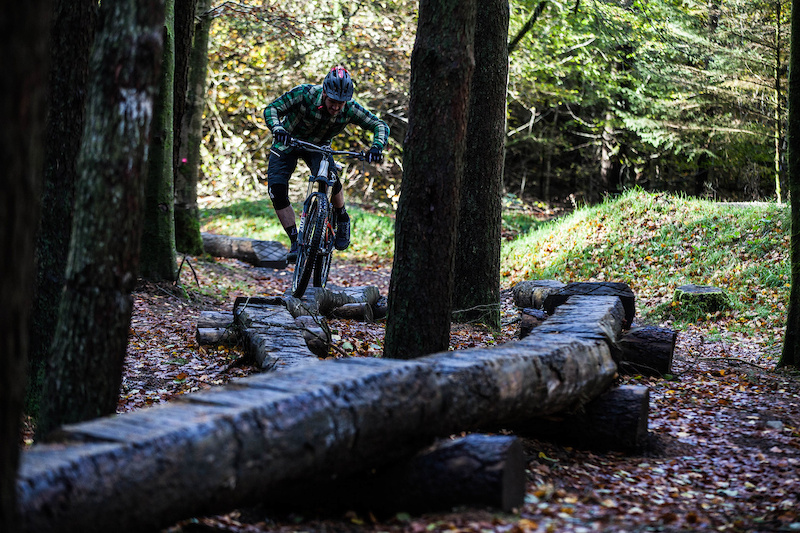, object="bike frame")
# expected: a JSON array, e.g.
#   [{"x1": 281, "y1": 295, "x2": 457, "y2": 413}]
[{"x1": 289, "y1": 139, "x2": 365, "y2": 297}]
